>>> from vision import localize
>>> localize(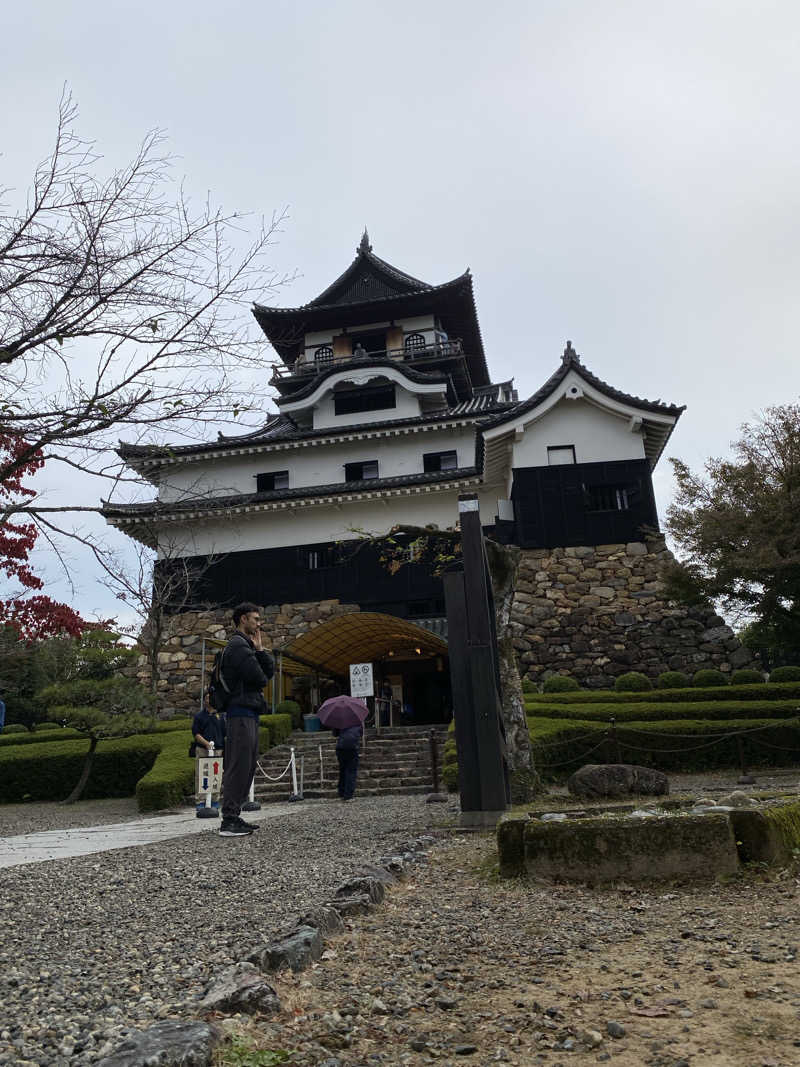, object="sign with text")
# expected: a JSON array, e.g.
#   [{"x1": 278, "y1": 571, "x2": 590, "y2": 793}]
[
  {"x1": 196, "y1": 755, "x2": 223, "y2": 798},
  {"x1": 349, "y1": 662, "x2": 374, "y2": 698}
]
